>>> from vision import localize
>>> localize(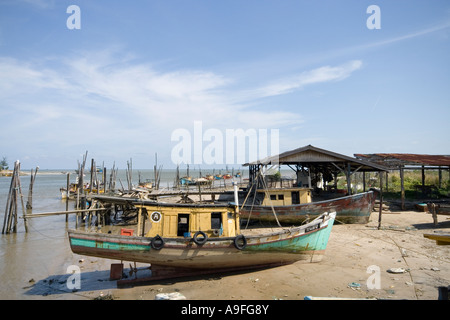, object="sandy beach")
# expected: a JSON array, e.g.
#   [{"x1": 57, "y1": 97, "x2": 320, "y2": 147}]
[{"x1": 22, "y1": 207, "x2": 449, "y2": 301}]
